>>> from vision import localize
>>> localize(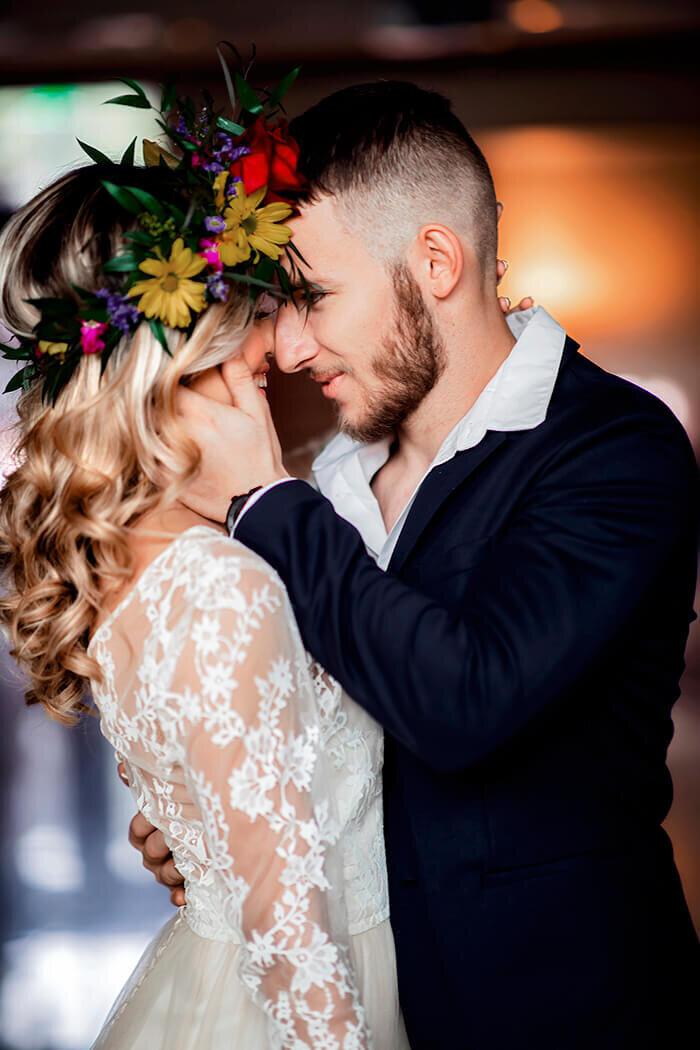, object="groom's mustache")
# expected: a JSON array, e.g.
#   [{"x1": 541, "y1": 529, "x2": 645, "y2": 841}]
[{"x1": 308, "y1": 366, "x2": 351, "y2": 384}]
